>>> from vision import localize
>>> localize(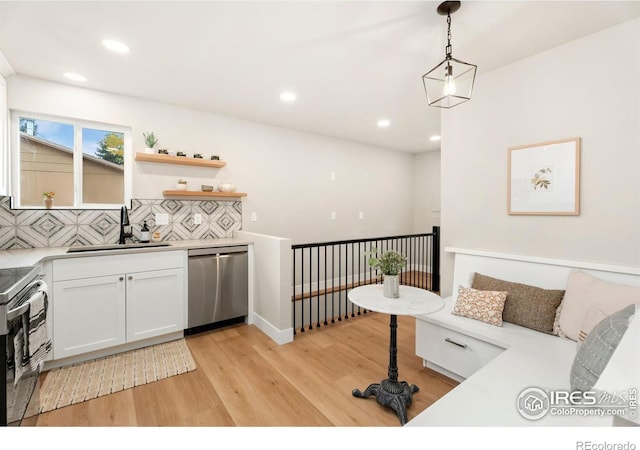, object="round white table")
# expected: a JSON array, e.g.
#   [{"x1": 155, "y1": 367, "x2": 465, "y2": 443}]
[{"x1": 348, "y1": 284, "x2": 444, "y2": 425}]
